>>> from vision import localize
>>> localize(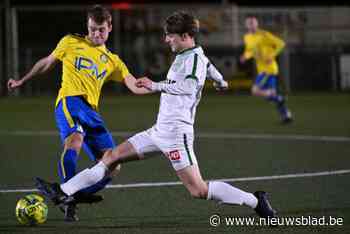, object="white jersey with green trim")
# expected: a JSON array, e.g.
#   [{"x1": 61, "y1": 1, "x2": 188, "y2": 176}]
[{"x1": 154, "y1": 46, "x2": 209, "y2": 134}]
